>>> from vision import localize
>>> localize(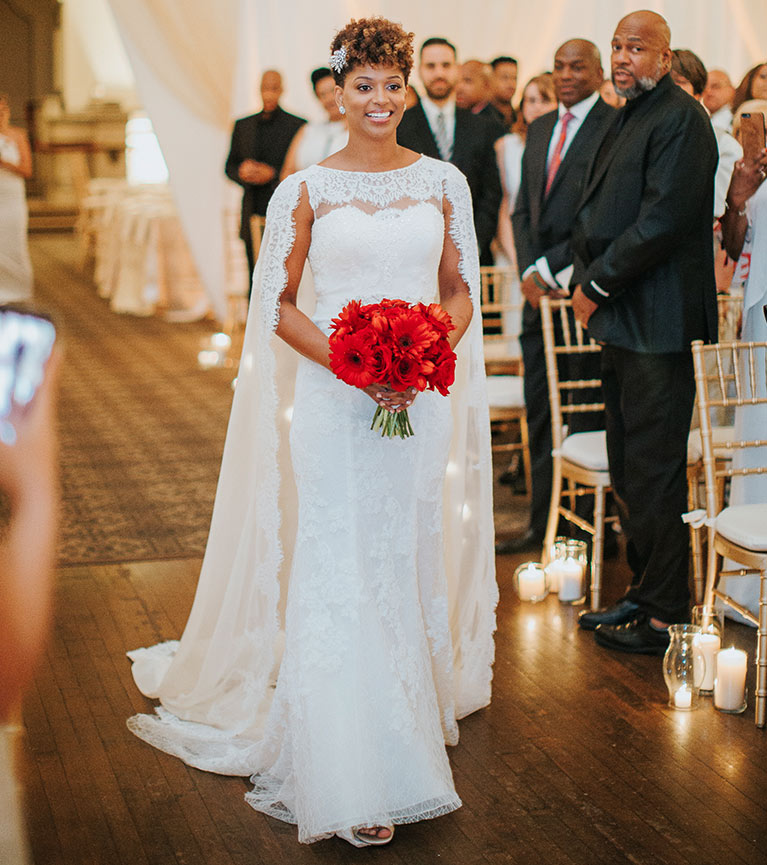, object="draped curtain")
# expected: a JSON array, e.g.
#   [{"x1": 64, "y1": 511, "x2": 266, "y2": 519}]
[{"x1": 104, "y1": 0, "x2": 767, "y2": 319}]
